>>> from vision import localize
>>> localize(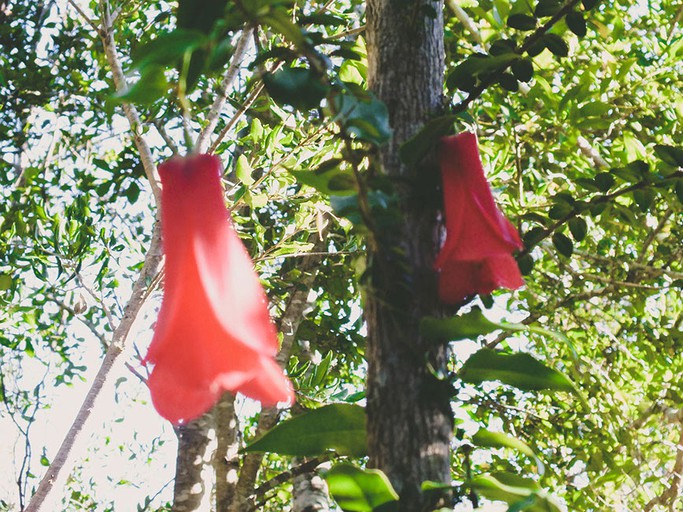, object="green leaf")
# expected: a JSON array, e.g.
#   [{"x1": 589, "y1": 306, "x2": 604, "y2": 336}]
[
  {"x1": 499, "y1": 72, "x2": 519, "y2": 92},
  {"x1": 334, "y1": 90, "x2": 392, "y2": 146},
  {"x1": 177, "y1": 0, "x2": 229, "y2": 34},
  {"x1": 421, "y1": 308, "x2": 573, "y2": 355},
  {"x1": 534, "y1": 0, "x2": 562, "y2": 18},
  {"x1": 399, "y1": 115, "x2": 461, "y2": 167},
  {"x1": 470, "y1": 473, "x2": 564, "y2": 511},
  {"x1": 543, "y1": 34, "x2": 569, "y2": 57},
  {"x1": 472, "y1": 430, "x2": 536, "y2": 459},
  {"x1": 508, "y1": 14, "x2": 537, "y2": 31},
  {"x1": 552, "y1": 232, "x2": 573, "y2": 257},
  {"x1": 473, "y1": 430, "x2": 545, "y2": 475},
  {"x1": 654, "y1": 144, "x2": 683, "y2": 167},
  {"x1": 132, "y1": 30, "x2": 207, "y2": 70},
  {"x1": 325, "y1": 464, "x2": 398, "y2": 512},
  {"x1": 421, "y1": 307, "x2": 503, "y2": 342},
  {"x1": 568, "y1": 217, "x2": 587, "y2": 241},
  {"x1": 566, "y1": 11, "x2": 587, "y2": 37},
  {"x1": 459, "y1": 348, "x2": 576, "y2": 393},
  {"x1": 0, "y1": 274, "x2": 13, "y2": 290},
  {"x1": 243, "y1": 404, "x2": 367, "y2": 457},
  {"x1": 291, "y1": 159, "x2": 356, "y2": 196},
  {"x1": 235, "y1": 155, "x2": 254, "y2": 185},
  {"x1": 582, "y1": 0, "x2": 600, "y2": 9},
  {"x1": 632, "y1": 188, "x2": 656, "y2": 212},
  {"x1": 263, "y1": 67, "x2": 328, "y2": 110},
  {"x1": 112, "y1": 66, "x2": 169, "y2": 105},
  {"x1": 594, "y1": 172, "x2": 615, "y2": 192},
  {"x1": 511, "y1": 58, "x2": 534, "y2": 82},
  {"x1": 675, "y1": 179, "x2": 683, "y2": 205}
]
